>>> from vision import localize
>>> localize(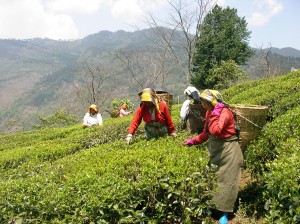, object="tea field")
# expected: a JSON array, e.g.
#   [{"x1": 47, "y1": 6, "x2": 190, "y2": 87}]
[{"x1": 0, "y1": 71, "x2": 299, "y2": 223}]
